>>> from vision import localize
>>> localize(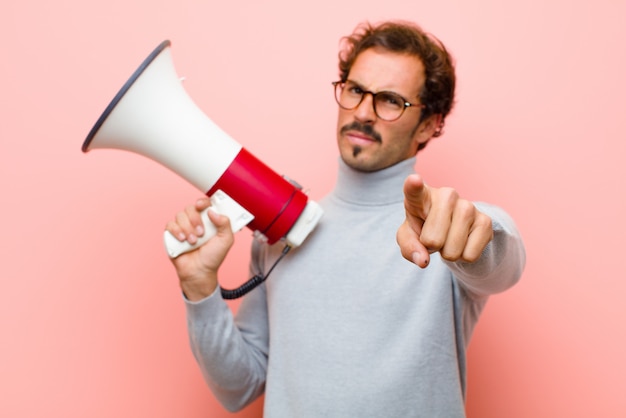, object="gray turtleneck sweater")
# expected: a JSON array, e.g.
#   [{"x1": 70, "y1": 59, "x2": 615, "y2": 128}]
[{"x1": 185, "y1": 157, "x2": 525, "y2": 417}]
